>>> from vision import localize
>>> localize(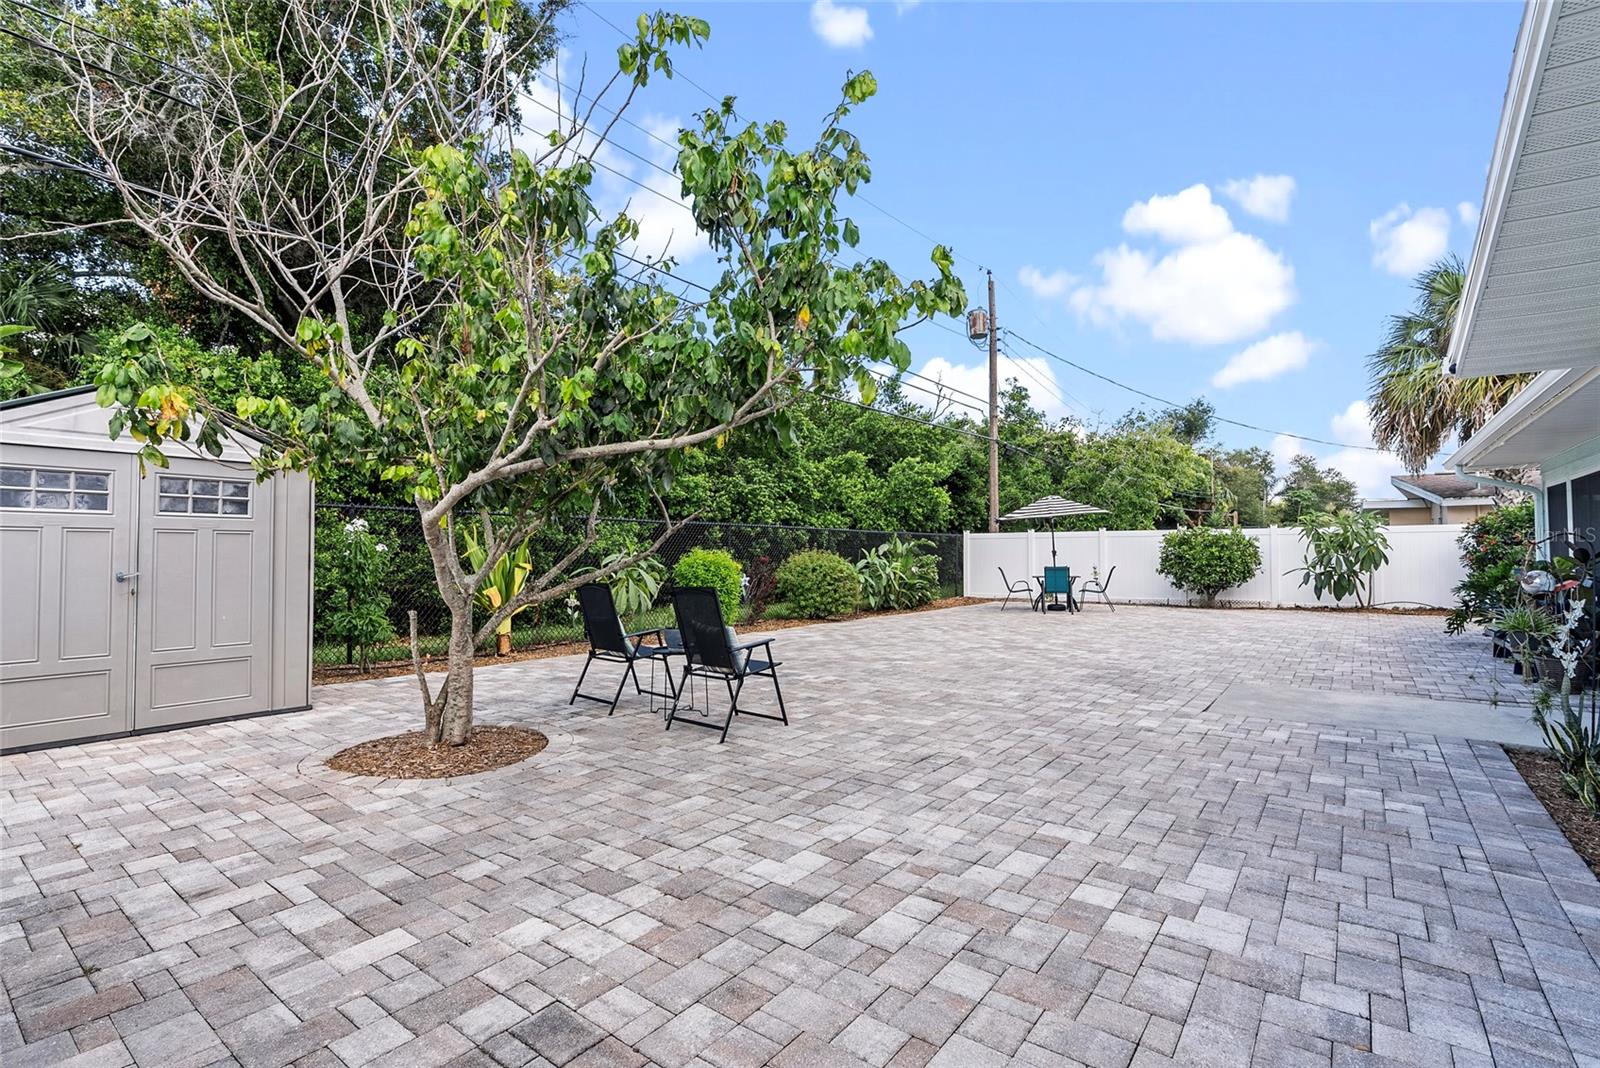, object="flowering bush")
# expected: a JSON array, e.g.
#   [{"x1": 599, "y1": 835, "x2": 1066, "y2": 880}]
[{"x1": 317, "y1": 516, "x2": 396, "y2": 670}]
